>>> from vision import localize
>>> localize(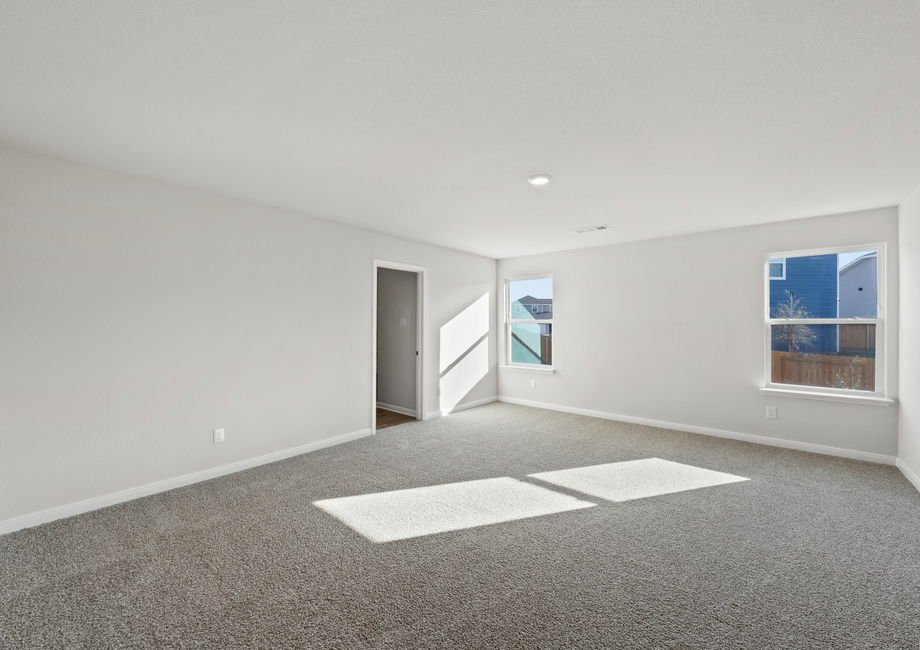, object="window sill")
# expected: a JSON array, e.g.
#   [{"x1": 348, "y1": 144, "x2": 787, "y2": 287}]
[
  {"x1": 500, "y1": 365, "x2": 556, "y2": 374},
  {"x1": 759, "y1": 387, "x2": 893, "y2": 407}
]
